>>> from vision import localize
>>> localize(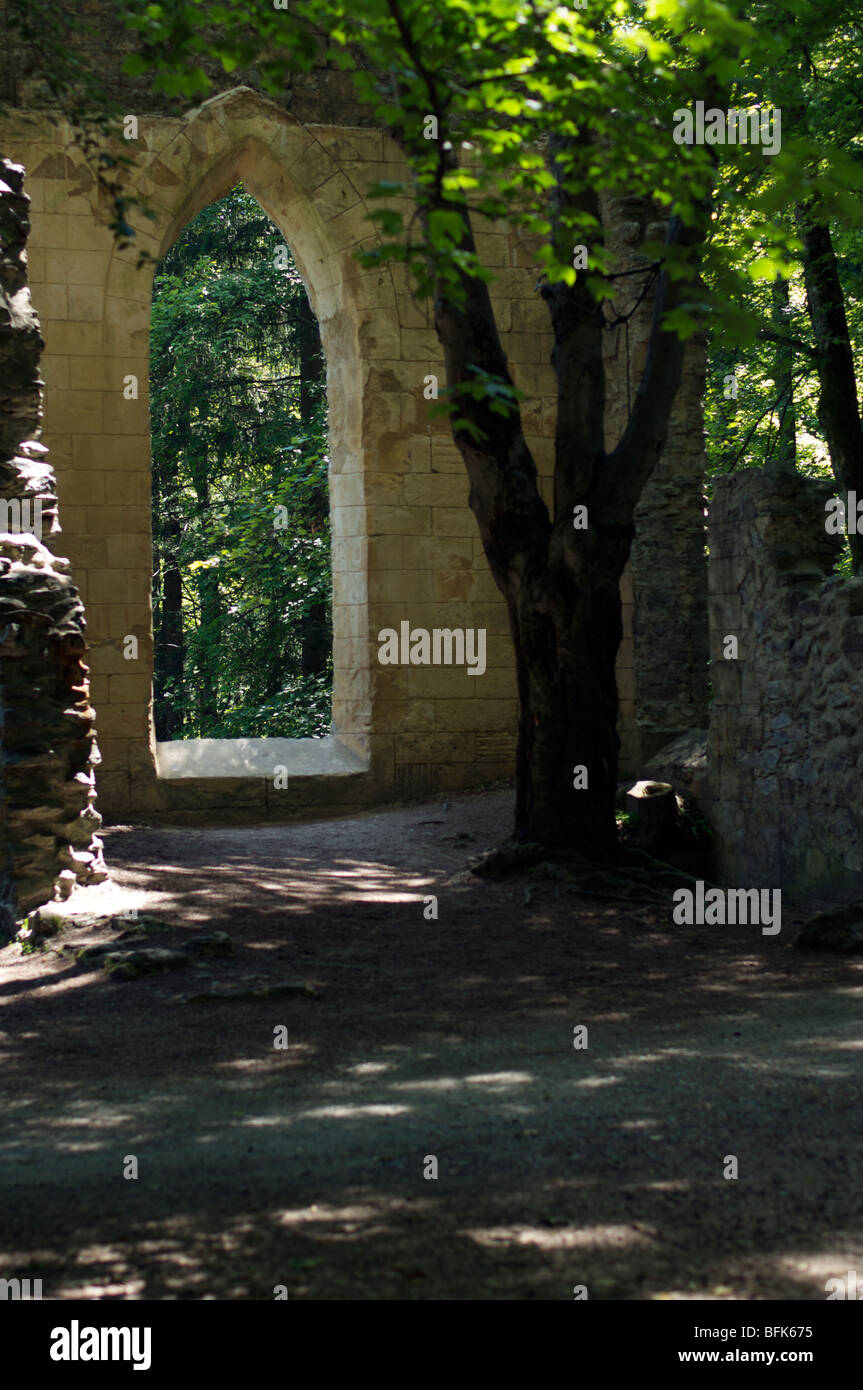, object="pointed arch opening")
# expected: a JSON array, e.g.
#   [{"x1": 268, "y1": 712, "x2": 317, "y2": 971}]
[
  {"x1": 150, "y1": 183, "x2": 332, "y2": 745},
  {"x1": 140, "y1": 123, "x2": 372, "y2": 786}
]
